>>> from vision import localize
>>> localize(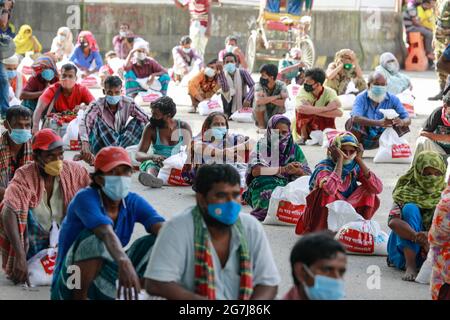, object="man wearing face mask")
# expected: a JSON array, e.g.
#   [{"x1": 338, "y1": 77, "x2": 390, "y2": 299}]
[
  {"x1": 346, "y1": 71, "x2": 411, "y2": 150},
  {"x1": 254, "y1": 64, "x2": 288, "y2": 131},
  {"x1": 136, "y1": 96, "x2": 192, "y2": 188},
  {"x1": 188, "y1": 58, "x2": 221, "y2": 113},
  {"x1": 218, "y1": 35, "x2": 248, "y2": 70},
  {"x1": 33, "y1": 64, "x2": 95, "y2": 134},
  {"x1": 145, "y1": 164, "x2": 280, "y2": 300},
  {"x1": 0, "y1": 105, "x2": 33, "y2": 202},
  {"x1": 171, "y1": 36, "x2": 203, "y2": 84},
  {"x1": 294, "y1": 68, "x2": 342, "y2": 144},
  {"x1": 217, "y1": 52, "x2": 255, "y2": 117},
  {"x1": 284, "y1": 232, "x2": 347, "y2": 300},
  {"x1": 0, "y1": 129, "x2": 91, "y2": 285},
  {"x1": 78, "y1": 76, "x2": 150, "y2": 165},
  {"x1": 124, "y1": 40, "x2": 170, "y2": 97},
  {"x1": 3, "y1": 54, "x2": 27, "y2": 100},
  {"x1": 112, "y1": 23, "x2": 135, "y2": 60},
  {"x1": 51, "y1": 146, "x2": 165, "y2": 300}
]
